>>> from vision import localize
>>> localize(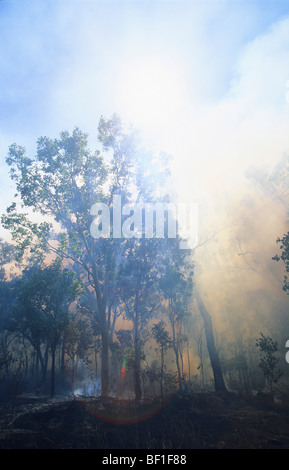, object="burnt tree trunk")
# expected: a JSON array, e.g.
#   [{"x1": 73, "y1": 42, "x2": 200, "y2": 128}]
[
  {"x1": 168, "y1": 303, "x2": 182, "y2": 392},
  {"x1": 194, "y1": 290, "x2": 227, "y2": 392}
]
